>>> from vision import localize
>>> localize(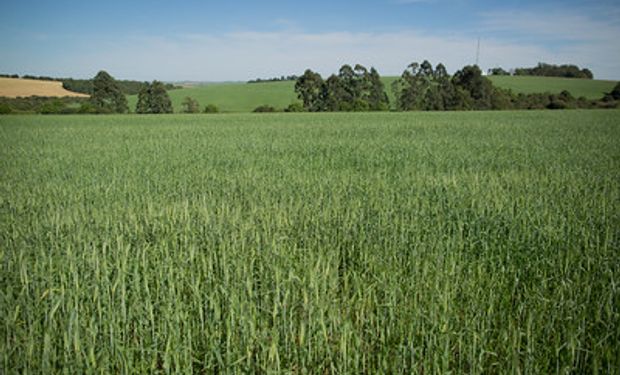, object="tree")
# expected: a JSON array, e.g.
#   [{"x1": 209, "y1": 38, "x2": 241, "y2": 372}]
[
  {"x1": 367, "y1": 67, "x2": 389, "y2": 111},
  {"x1": 323, "y1": 74, "x2": 346, "y2": 111},
  {"x1": 149, "y1": 81, "x2": 173, "y2": 113},
  {"x1": 334, "y1": 64, "x2": 372, "y2": 111},
  {"x1": 135, "y1": 83, "x2": 151, "y2": 114},
  {"x1": 181, "y1": 97, "x2": 200, "y2": 113},
  {"x1": 452, "y1": 65, "x2": 494, "y2": 110},
  {"x1": 392, "y1": 61, "x2": 479, "y2": 111},
  {"x1": 135, "y1": 81, "x2": 173, "y2": 114},
  {"x1": 284, "y1": 102, "x2": 305, "y2": 112},
  {"x1": 0, "y1": 103, "x2": 12, "y2": 114},
  {"x1": 40, "y1": 99, "x2": 66, "y2": 114},
  {"x1": 294, "y1": 70, "x2": 325, "y2": 112},
  {"x1": 90, "y1": 71, "x2": 128, "y2": 113},
  {"x1": 488, "y1": 67, "x2": 510, "y2": 76},
  {"x1": 608, "y1": 82, "x2": 620, "y2": 100},
  {"x1": 393, "y1": 61, "x2": 434, "y2": 110},
  {"x1": 514, "y1": 63, "x2": 593, "y2": 79},
  {"x1": 204, "y1": 104, "x2": 219, "y2": 113}
]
